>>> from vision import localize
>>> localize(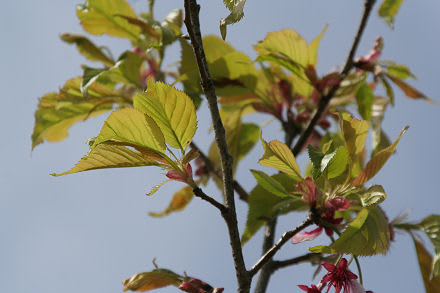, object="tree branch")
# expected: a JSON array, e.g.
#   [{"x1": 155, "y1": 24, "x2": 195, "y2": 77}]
[
  {"x1": 191, "y1": 142, "x2": 249, "y2": 202},
  {"x1": 184, "y1": 1, "x2": 250, "y2": 292},
  {"x1": 193, "y1": 187, "x2": 227, "y2": 213},
  {"x1": 292, "y1": 0, "x2": 377, "y2": 156},
  {"x1": 254, "y1": 217, "x2": 277, "y2": 293},
  {"x1": 249, "y1": 215, "x2": 314, "y2": 277},
  {"x1": 271, "y1": 253, "x2": 322, "y2": 271}
]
